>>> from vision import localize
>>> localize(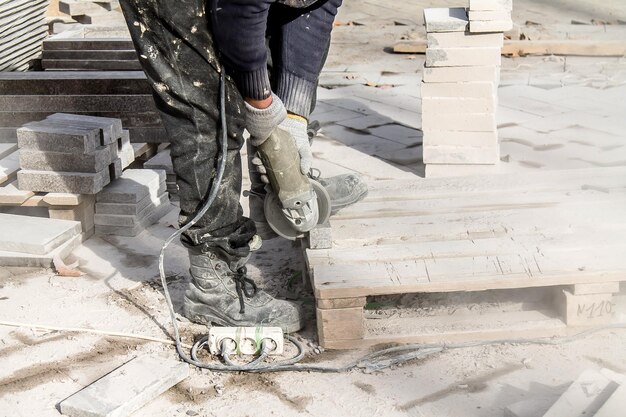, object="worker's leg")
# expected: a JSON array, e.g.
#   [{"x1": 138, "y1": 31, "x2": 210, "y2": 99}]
[
  {"x1": 119, "y1": 0, "x2": 302, "y2": 332},
  {"x1": 265, "y1": 0, "x2": 369, "y2": 214}
]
